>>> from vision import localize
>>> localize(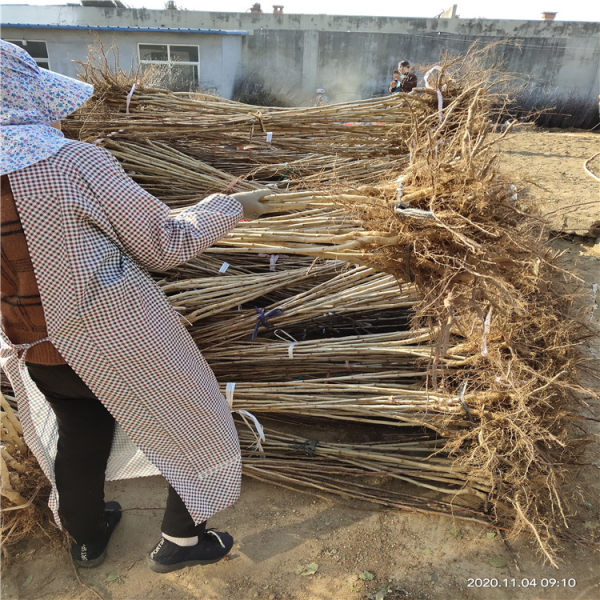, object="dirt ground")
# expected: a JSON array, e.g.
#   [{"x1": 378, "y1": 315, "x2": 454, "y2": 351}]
[
  {"x1": 497, "y1": 127, "x2": 600, "y2": 238},
  {"x1": 2, "y1": 128, "x2": 599, "y2": 600}
]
